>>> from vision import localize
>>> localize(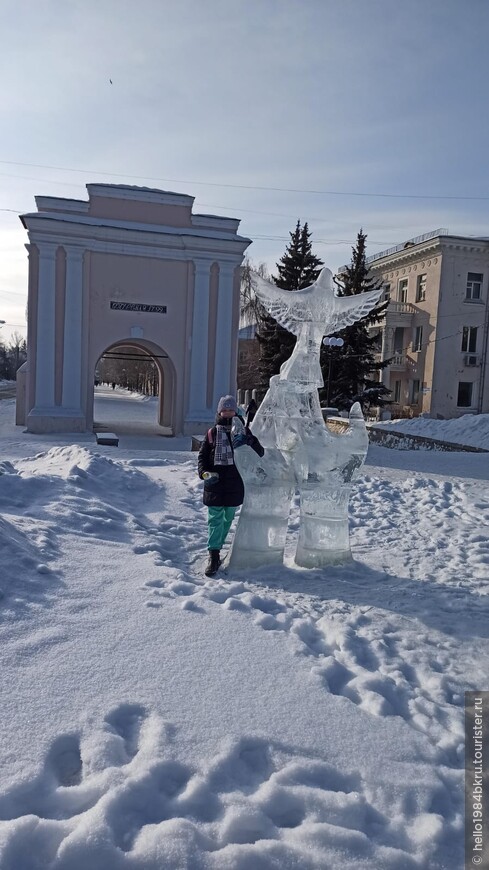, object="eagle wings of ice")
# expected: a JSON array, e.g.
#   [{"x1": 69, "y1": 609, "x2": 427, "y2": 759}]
[{"x1": 250, "y1": 267, "x2": 384, "y2": 388}]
